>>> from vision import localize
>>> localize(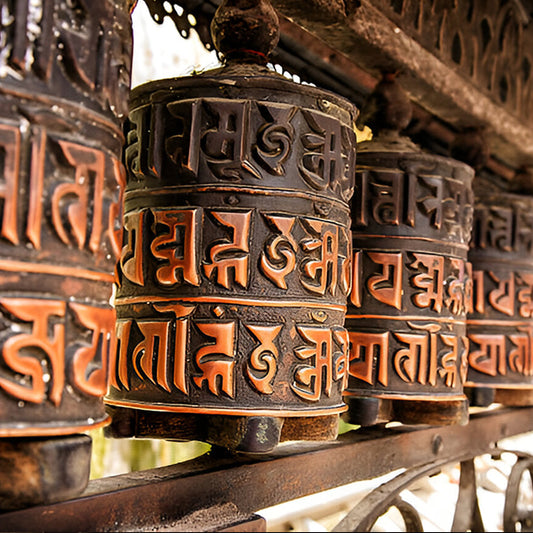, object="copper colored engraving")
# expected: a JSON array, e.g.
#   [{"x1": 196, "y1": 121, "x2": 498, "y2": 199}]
[
  {"x1": 345, "y1": 132, "x2": 474, "y2": 418},
  {"x1": 107, "y1": 70, "x2": 357, "y2": 419},
  {"x1": 467, "y1": 193, "x2": 533, "y2": 396},
  {"x1": 0, "y1": 0, "x2": 132, "y2": 436}
]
